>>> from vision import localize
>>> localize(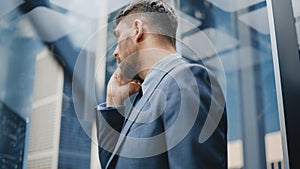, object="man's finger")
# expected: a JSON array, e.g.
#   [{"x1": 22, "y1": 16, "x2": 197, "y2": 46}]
[{"x1": 129, "y1": 81, "x2": 141, "y2": 95}]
